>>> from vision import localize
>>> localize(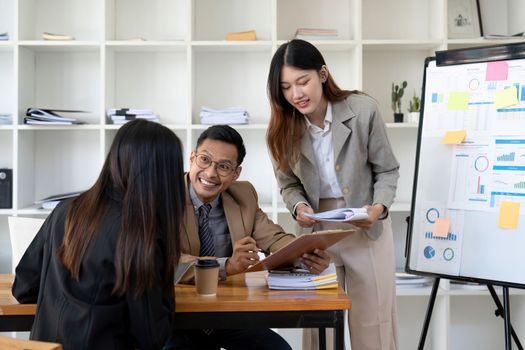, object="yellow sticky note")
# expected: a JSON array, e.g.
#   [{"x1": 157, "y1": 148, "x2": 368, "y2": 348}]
[
  {"x1": 432, "y1": 218, "x2": 450, "y2": 238},
  {"x1": 440, "y1": 130, "x2": 466, "y2": 144},
  {"x1": 447, "y1": 92, "x2": 469, "y2": 110},
  {"x1": 495, "y1": 86, "x2": 518, "y2": 109},
  {"x1": 498, "y1": 201, "x2": 520, "y2": 229}
]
